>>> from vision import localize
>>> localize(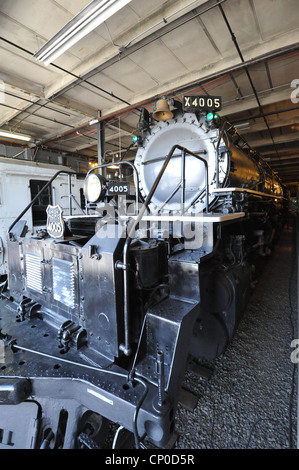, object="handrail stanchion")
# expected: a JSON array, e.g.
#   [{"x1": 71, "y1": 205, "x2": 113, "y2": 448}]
[{"x1": 68, "y1": 173, "x2": 73, "y2": 216}]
